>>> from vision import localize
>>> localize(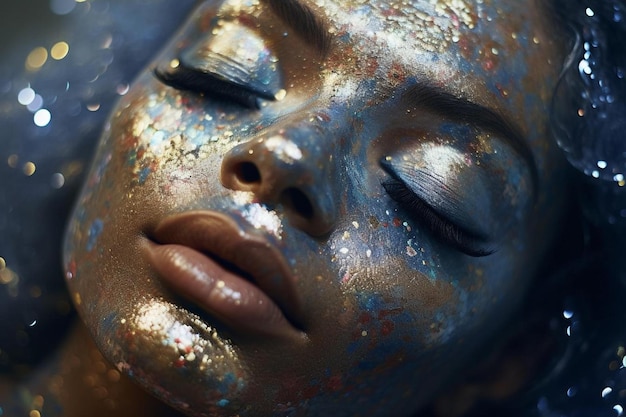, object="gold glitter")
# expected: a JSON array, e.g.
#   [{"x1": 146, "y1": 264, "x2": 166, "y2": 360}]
[
  {"x1": 23, "y1": 161, "x2": 36, "y2": 176},
  {"x1": 51, "y1": 41, "x2": 70, "y2": 60},
  {"x1": 7, "y1": 154, "x2": 18, "y2": 168},
  {"x1": 0, "y1": 257, "x2": 5, "y2": 270},
  {"x1": 170, "y1": 58, "x2": 180, "y2": 69},
  {"x1": 0, "y1": 266, "x2": 17, "y2": 284},
  {"x1": 29, "y1": 411, "x2": 41, "y2": 417},
  {"x1": 274, "y1": 89, "x2": 287, "y2": 101},
  {"x1": 74, "y1": 292, "x2": 82, "y2": 305},
  {"x1": 26, "y1": 47, "x2": 48, "y2": 71}
]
